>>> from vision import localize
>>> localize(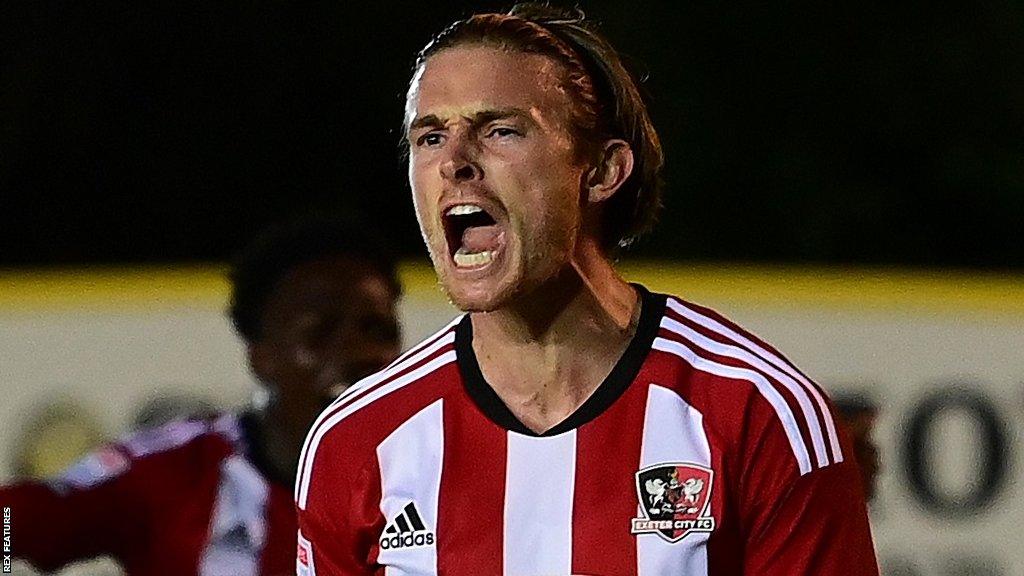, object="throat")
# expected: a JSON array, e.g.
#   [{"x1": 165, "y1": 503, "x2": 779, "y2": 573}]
[
  {"x1": 458, "y1": 279, "x2": 653, "y2": 436},
  {"x1": 471, "y1": 302, "x2": 641, "y2": 435},
  {"x1": 499, "y1": 376, "x2": 595, "y2": 434}
]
